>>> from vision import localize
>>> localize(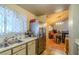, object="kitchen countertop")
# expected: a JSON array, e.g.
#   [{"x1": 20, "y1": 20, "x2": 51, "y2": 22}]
[{"x1": 0, "y1": 37, "x2": 37, "y2": 53}]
